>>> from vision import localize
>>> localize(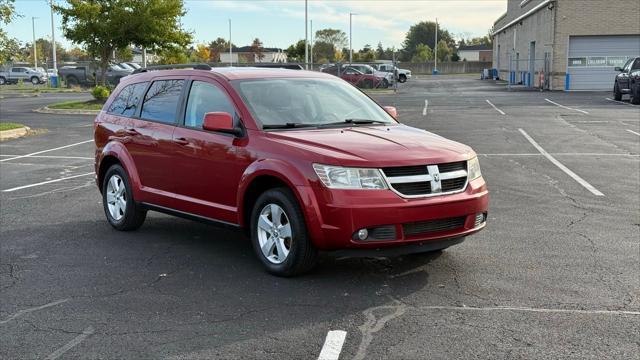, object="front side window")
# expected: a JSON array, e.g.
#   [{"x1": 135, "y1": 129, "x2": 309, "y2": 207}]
[
  {"x1": 107, "y1": 82, "x2": 148, "y2": 117},
  {"x1": 184, "y1": 81, "x2": 235, "y2": 128},
  {"x1": 632, "y1": 58, "x2": 640, "y2": 70},
  {"x1": 141, "y1": 79, "x2": 184, "y2": 124},
  {"x1": 234, "y1": 78, "x2": 397, "y2": 128},
  {"x1": 12, "y1": 68, "x2": 25, "y2": 73},
  {"x1": 623, "y1": 58, "x2": 634, "y2": 72}
]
